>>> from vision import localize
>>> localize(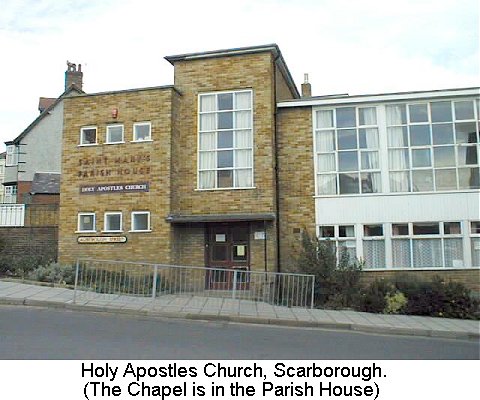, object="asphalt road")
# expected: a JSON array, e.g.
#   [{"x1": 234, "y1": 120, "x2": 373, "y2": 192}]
[{"x1": 0, "y1": 305, "x2": 478, "y2": 359}]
